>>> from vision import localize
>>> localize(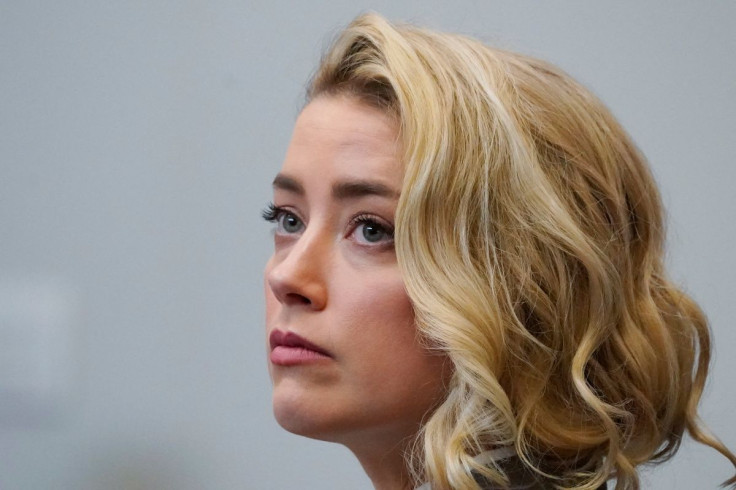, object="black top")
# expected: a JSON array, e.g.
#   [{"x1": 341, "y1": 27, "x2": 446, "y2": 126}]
[{"x1": 472, "y1": 458, "x2": 609, "y2": 489}]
